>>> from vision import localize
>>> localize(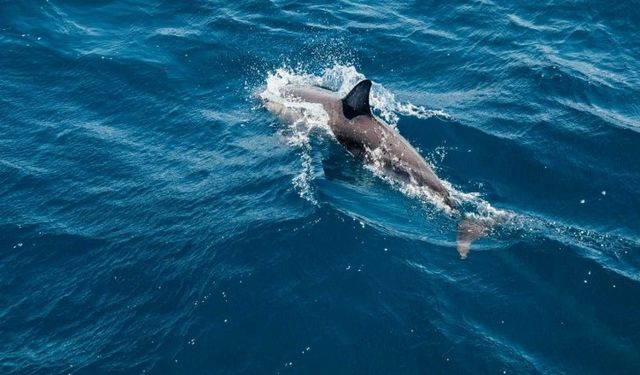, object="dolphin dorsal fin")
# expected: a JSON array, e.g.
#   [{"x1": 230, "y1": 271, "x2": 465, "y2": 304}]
[{"x1": 342, "y1": 80, "x2": 372, "y2": 120}]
